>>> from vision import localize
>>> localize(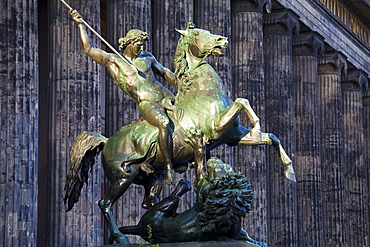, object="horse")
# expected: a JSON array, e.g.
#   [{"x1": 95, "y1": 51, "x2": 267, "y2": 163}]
[{"x1": 64, "y1": 22, "x2": 295, "y2": 244}]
